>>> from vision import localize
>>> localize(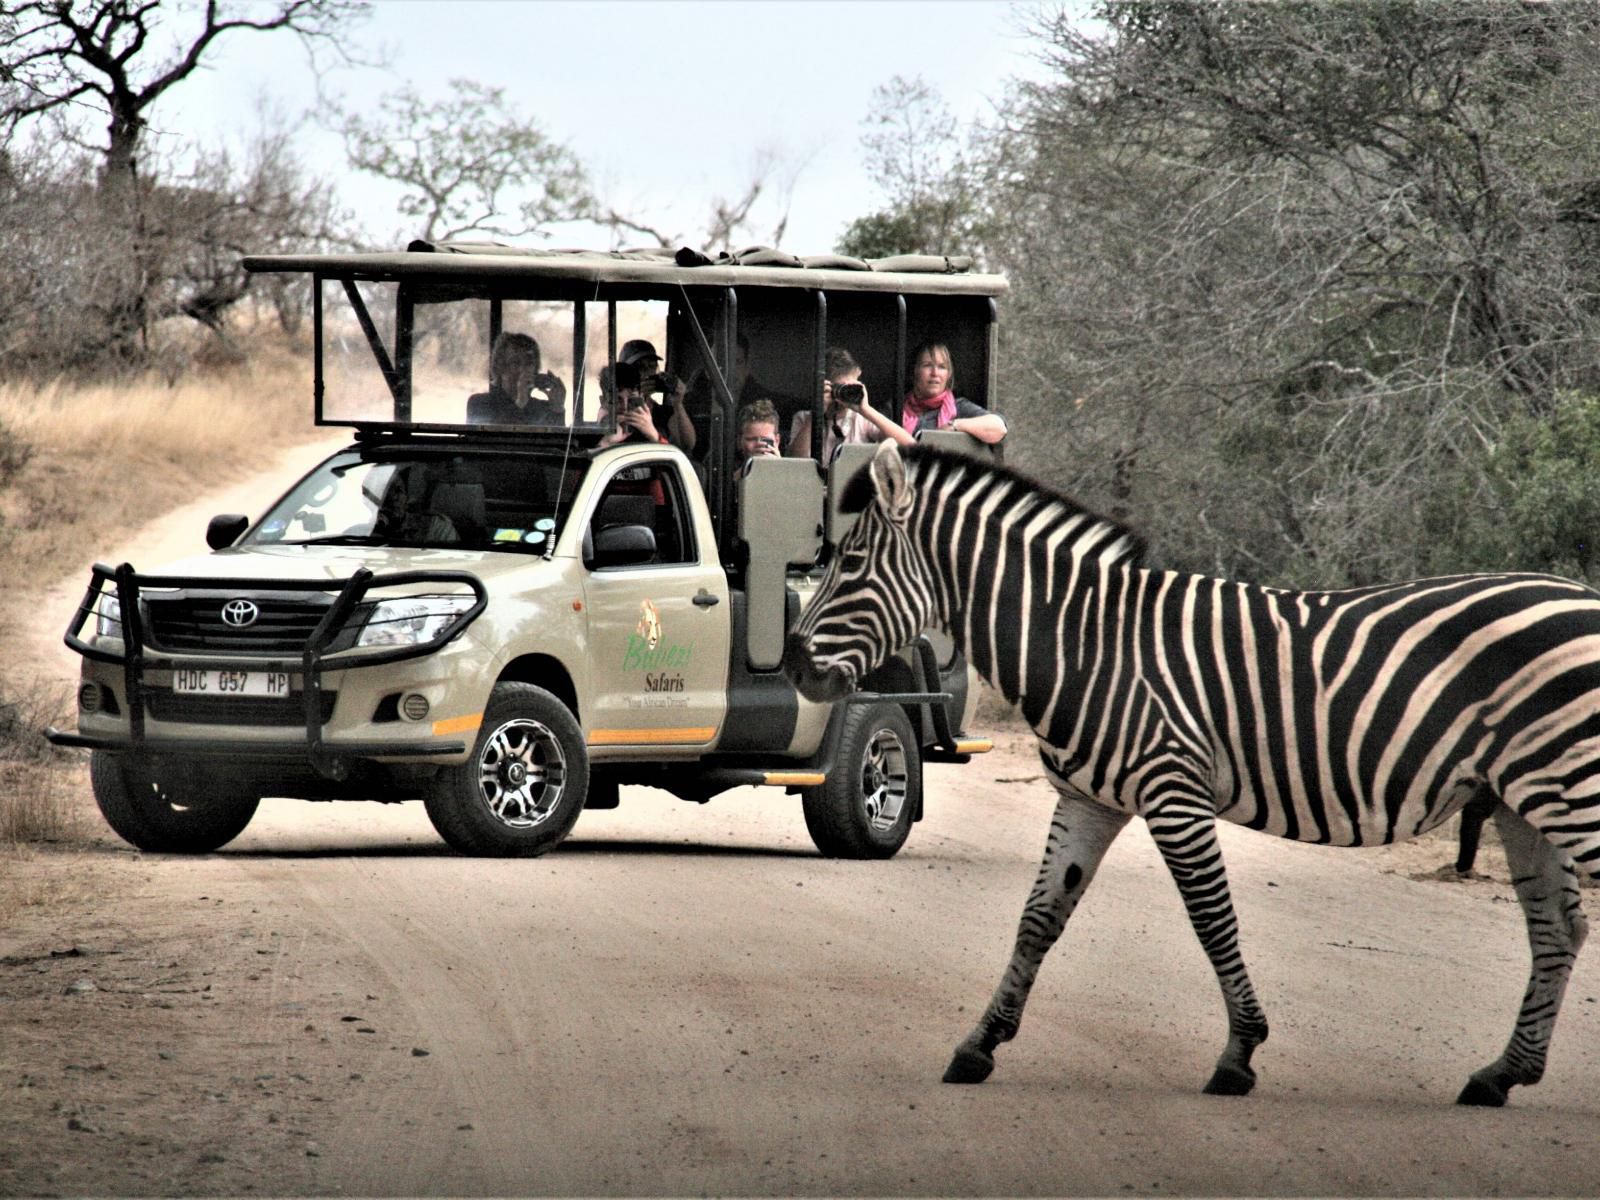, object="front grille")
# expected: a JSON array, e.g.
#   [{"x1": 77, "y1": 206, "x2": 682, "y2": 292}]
[
  {"x1": 143, "y1": 594, "x2": 353, "y2": 654},
  {"x1": 145, "y1": 691, "x2": 338, "y2": 727}
]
